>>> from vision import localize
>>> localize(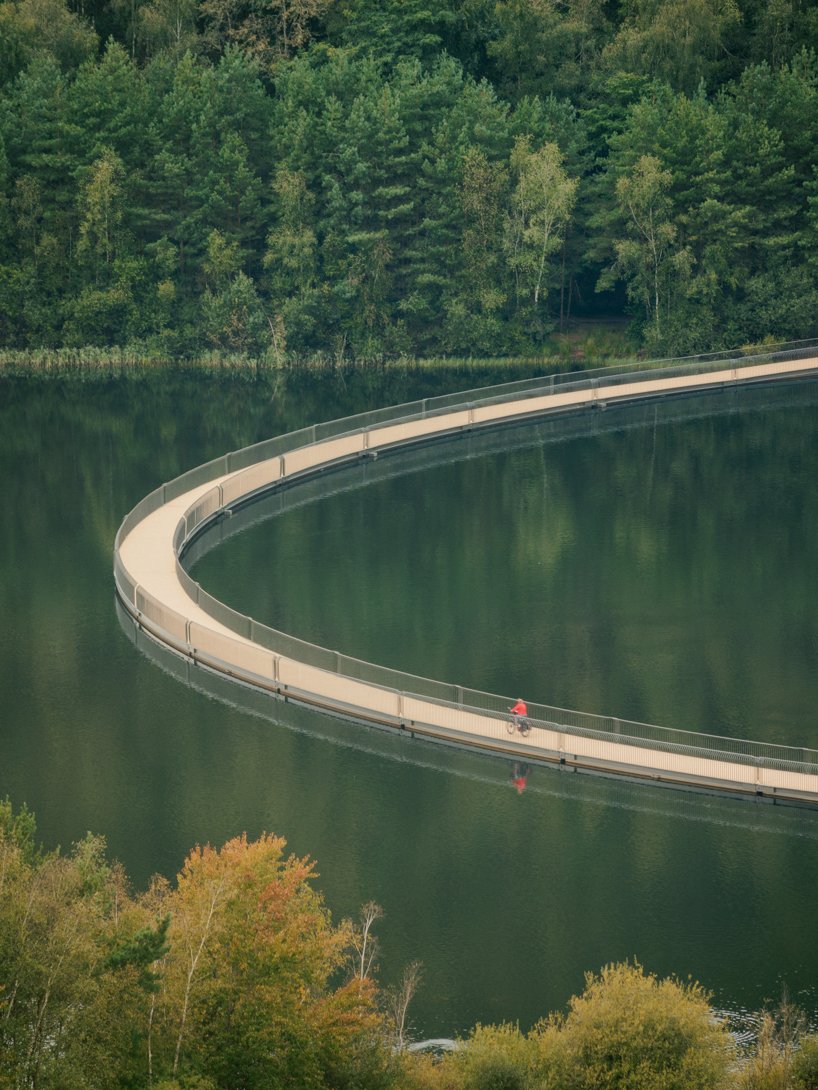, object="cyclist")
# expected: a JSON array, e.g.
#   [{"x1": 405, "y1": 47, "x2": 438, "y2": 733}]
[
  {"x1": 509, "y1": 697, "x2": 528, "y2": 730},
  {"x1": 510, "y1": 697, "x2": 527, "y2": 723}
]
